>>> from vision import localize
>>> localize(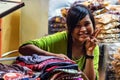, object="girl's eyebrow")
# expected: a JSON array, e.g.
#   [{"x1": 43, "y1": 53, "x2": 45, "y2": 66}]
[
  {"x1": 84, "y1": 21, "x2": 91, "y2": 25},
  {"x1": 85, "y1": 21, "x2": 90, "y2": 23},
  {"x1": 77, "y1": 19, "x2": 91, "y2": 25}
]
